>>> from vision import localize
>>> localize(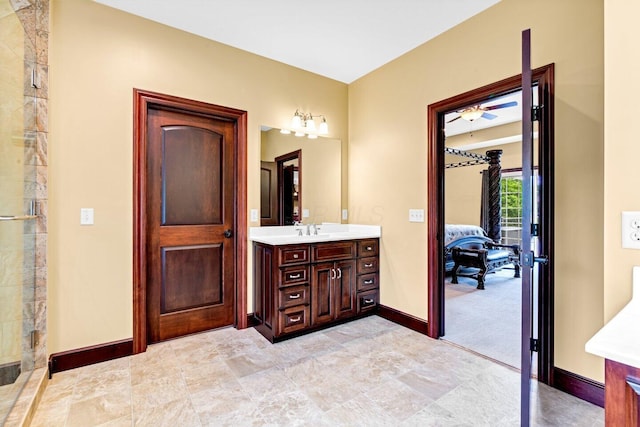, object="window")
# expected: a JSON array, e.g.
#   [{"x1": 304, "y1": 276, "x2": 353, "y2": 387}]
[
  {"x1": 500, "y1": 169, "x2": 539, "y2": 247},
  {"x1": 500, "y1": 172, "x2": 523, "y2": 246}
]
